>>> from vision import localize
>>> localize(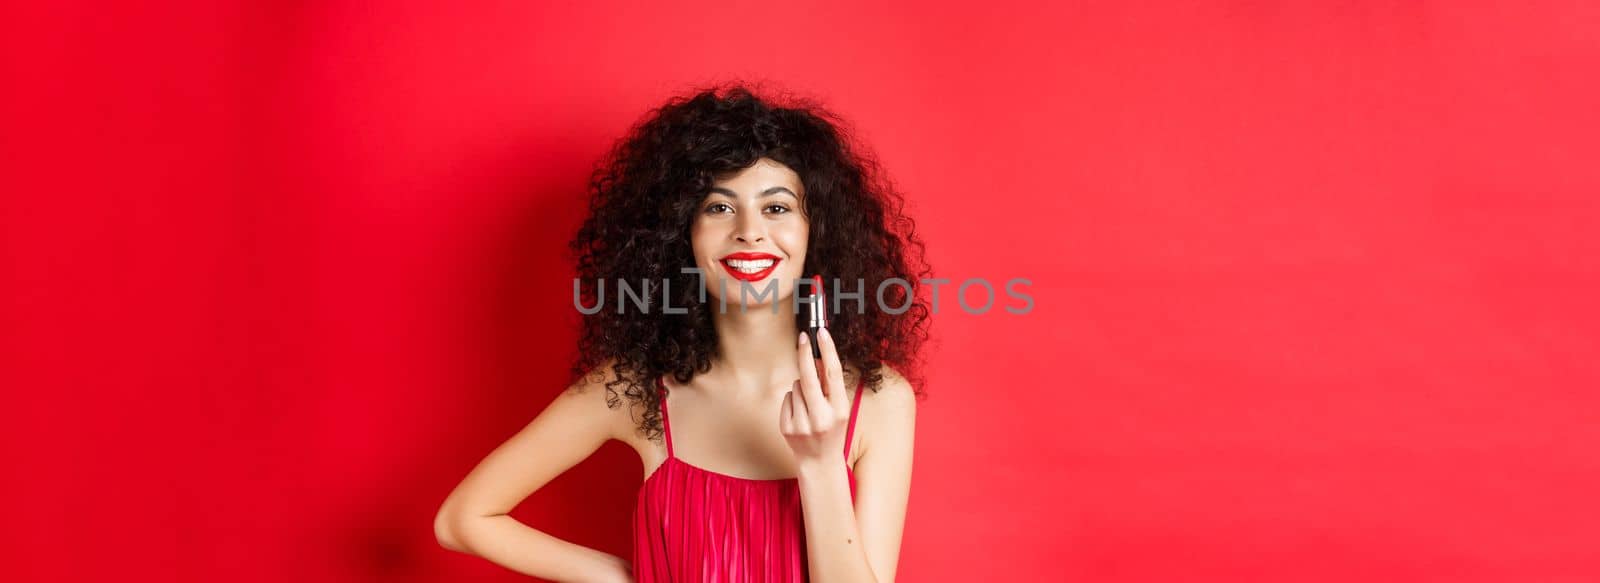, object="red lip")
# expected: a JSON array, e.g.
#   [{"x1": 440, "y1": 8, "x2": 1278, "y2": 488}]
[
  {"x1": 719, "y1": 252, "x2": 781, "y2": 282},
  {"x1": 721, "y1": 252, "x2": 780, "y2": 261}
]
